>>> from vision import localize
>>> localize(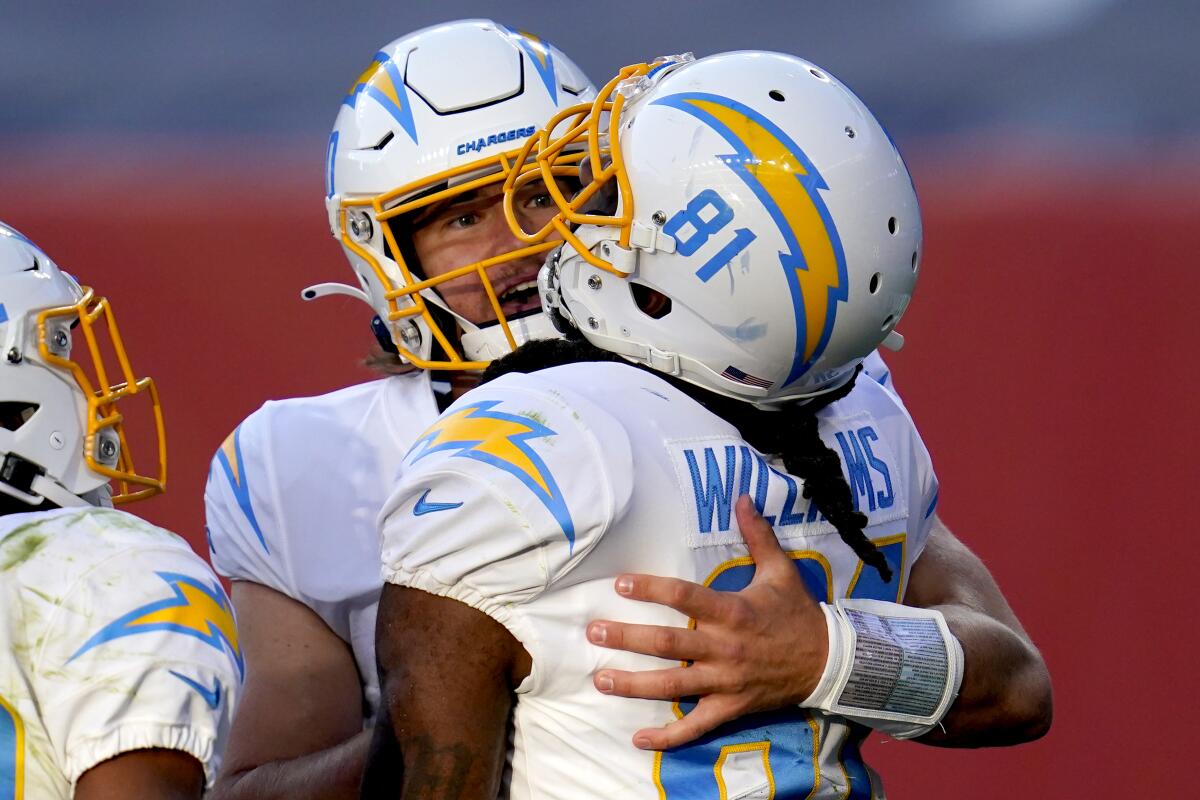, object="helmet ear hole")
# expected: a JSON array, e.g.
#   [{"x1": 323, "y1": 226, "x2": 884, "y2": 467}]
[
  {"x1": 630, "y1": 283, "x2": 672, "y2": 319},
  {"x1": 0, "y1": 402, "x2": 38, "y2": 432}
]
